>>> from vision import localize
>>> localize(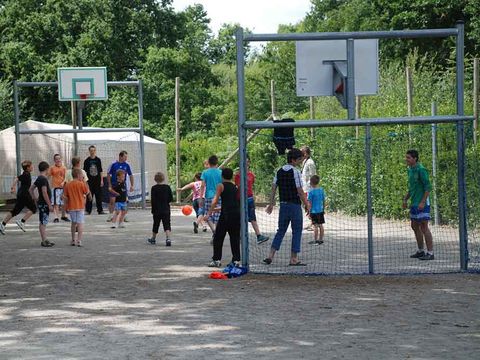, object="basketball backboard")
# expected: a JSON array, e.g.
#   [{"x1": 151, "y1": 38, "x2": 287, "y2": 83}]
[
  {"x1": 296, "y1": 40, "x2": 379, "y2": 97},
  {"x1": 57, "y1": 67, "x2": 108, "y2": 101}
]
